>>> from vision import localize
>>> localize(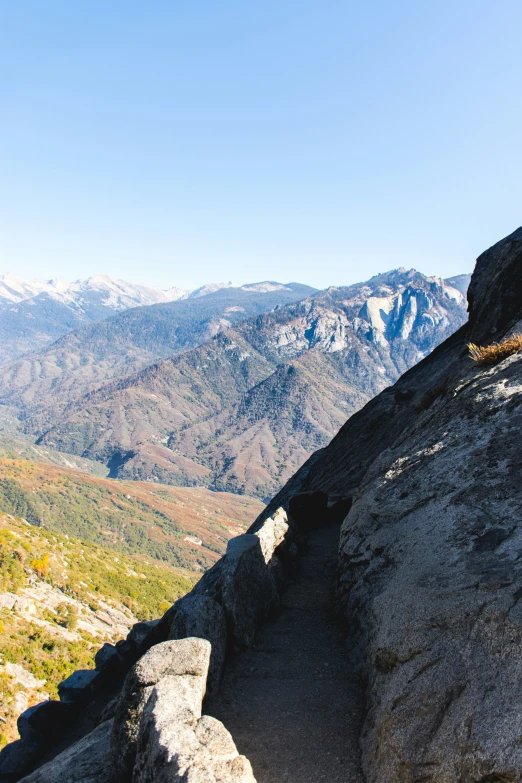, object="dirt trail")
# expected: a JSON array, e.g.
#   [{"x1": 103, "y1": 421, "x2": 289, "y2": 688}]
[{"x1": 205, "y1": 523, "x2": 364, "y2": 783}]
